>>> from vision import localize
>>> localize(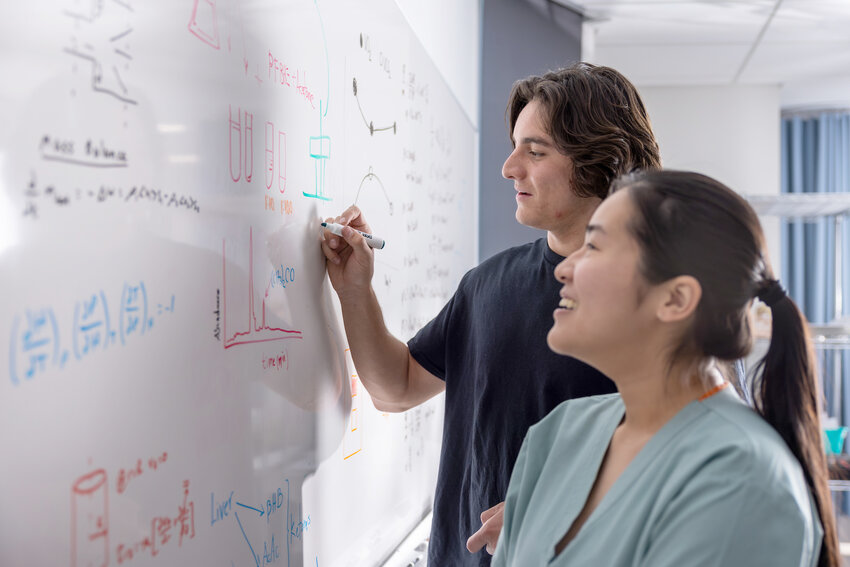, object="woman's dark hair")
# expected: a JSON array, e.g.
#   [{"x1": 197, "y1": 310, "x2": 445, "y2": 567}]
[
  {"x1": 506, "y1": 62, "x2": 661, "y2": 200},
  {"x1": 613, "y1": 170, "x2": 838, "y2": 567}
]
